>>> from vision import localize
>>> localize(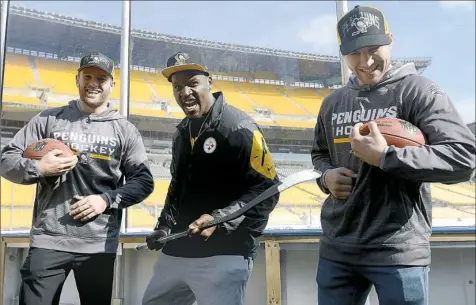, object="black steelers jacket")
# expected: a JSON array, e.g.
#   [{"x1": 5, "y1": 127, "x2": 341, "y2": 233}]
[{"x1": 156, "y1": 92, "x2": 280, "y2": 258}]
